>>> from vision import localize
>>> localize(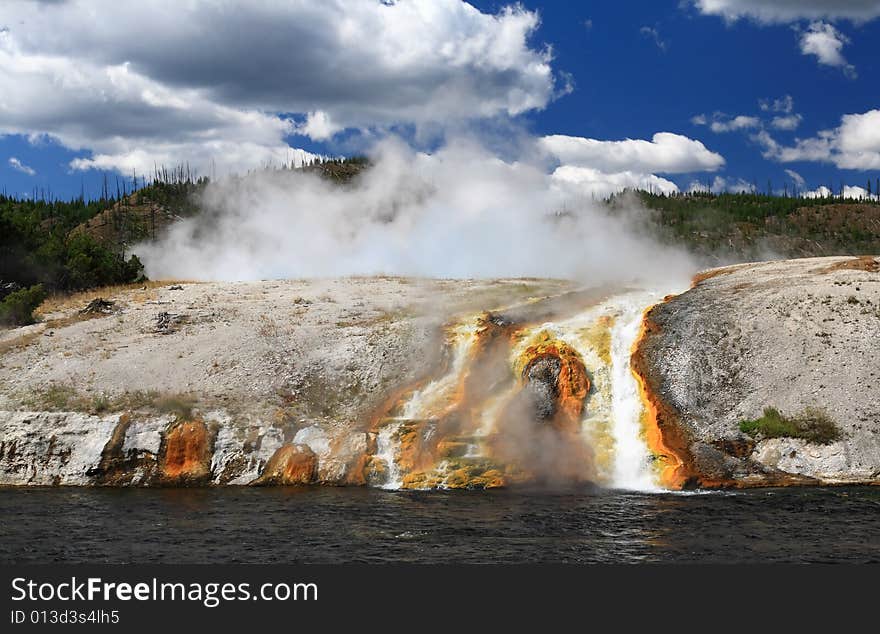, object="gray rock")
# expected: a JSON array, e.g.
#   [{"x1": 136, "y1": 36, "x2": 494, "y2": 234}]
[{"x1": 639, "y1": 256, "x2": 880, "y2": 485}]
